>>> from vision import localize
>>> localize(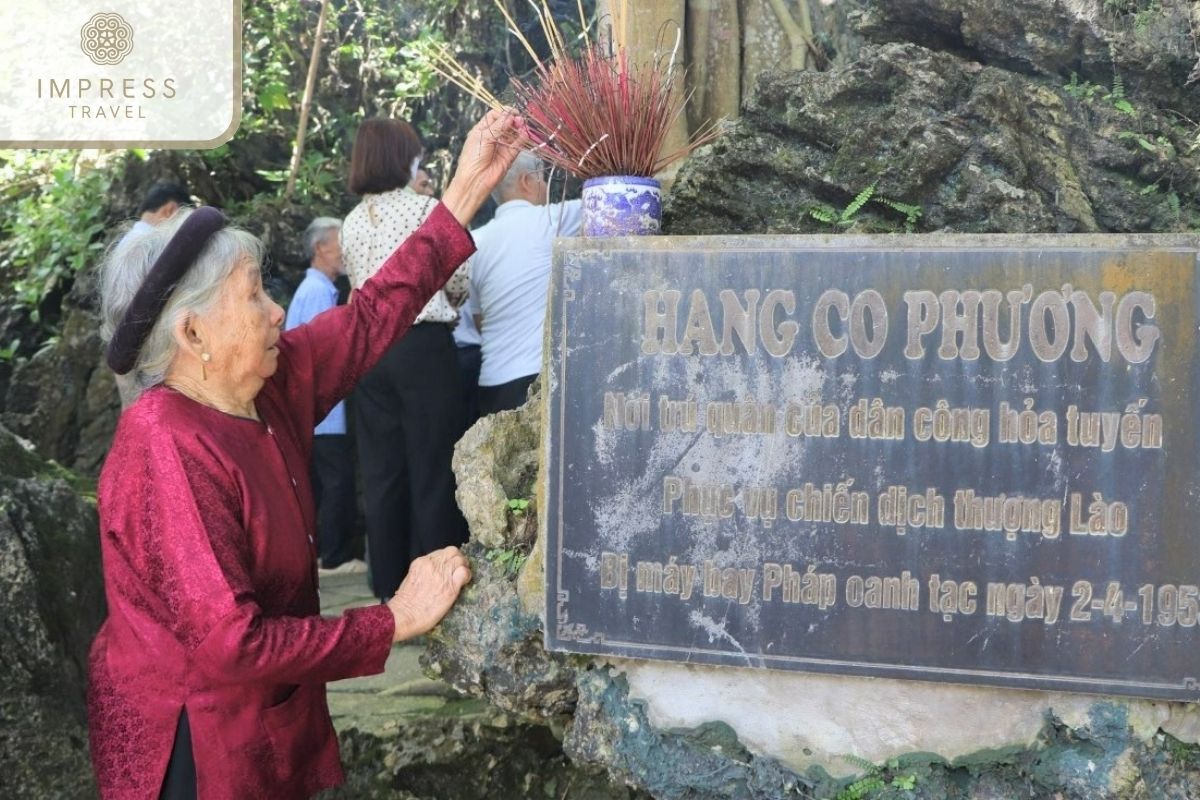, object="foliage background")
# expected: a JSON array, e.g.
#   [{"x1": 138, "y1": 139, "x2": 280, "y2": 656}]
[{"x1": 0, "y1": 0, "x2": 589, "y2": 379}]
